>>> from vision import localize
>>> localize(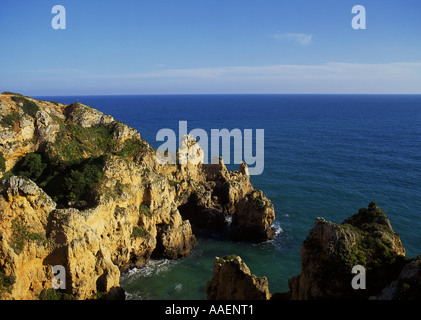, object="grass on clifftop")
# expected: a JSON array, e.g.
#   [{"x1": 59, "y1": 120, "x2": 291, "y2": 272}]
[
  {"x1": 3, "y1": 99, "x2": 152, "y2": 208},
  {"x1": 115, "y1": 137, "x2": 150, "y2": 159},
  {"x1": 0, "y1": 112, "x2": 20, "y2": 128},
  {"x1": 49, "y1": 116, "x2": 150, "y2": 164},
  {"x1": 322, "y1": 203, "x2": 410, "y2": 298},
  {"x1": 1, "y1": 91, "x2": 24, "y2": 96},
  {"x1": 50, "y1": 121, "x2": 119, "y2": 163},
  {"x1": 11, "y1": 96, "x2": 40, "y2": 118}
]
